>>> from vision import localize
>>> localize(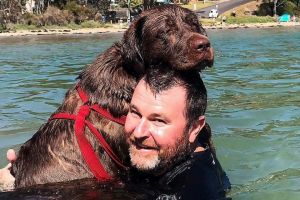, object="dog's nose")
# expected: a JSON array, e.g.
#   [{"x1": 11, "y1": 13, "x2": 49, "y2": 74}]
[
  {"x1": 192, "y1": 35, "x2": 211, "y2": 52},
  {"x1": 190, "y1": 34, "x2": 214, "y2": 69}
]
